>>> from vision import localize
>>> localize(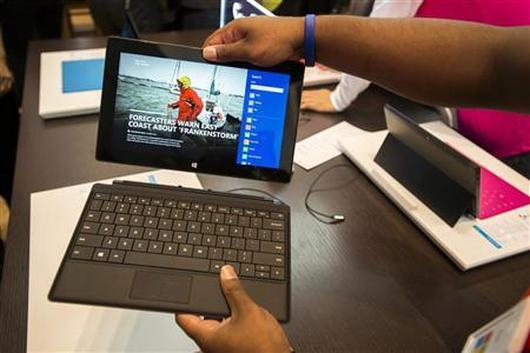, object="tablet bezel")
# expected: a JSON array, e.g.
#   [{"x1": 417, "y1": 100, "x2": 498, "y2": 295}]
[{"x1": 97, "y1": 36, "x2": 304, "y2": 182}]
